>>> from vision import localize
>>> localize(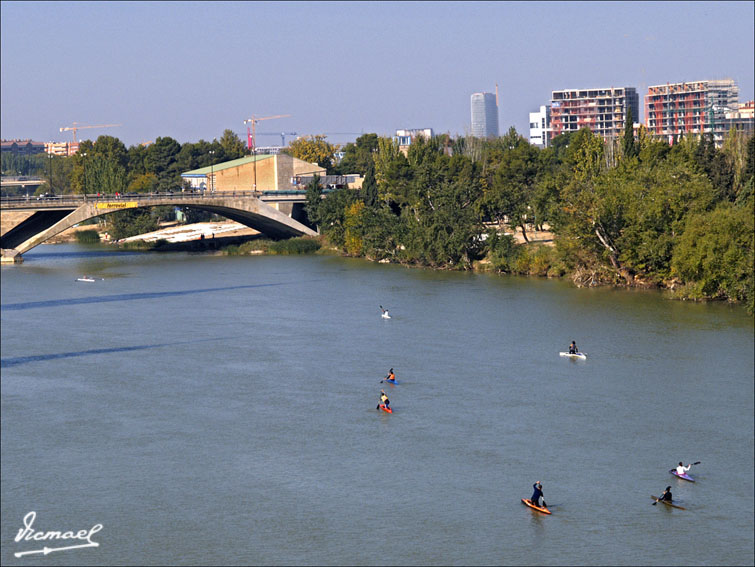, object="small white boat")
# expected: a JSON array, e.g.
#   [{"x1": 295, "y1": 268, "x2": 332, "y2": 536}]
[
  {"x1": 560, "y1": 351, "x2": 587, "y2": 360},
  {"x1": 76, "y1": 277, "x2": 96, "y2": 282}
]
